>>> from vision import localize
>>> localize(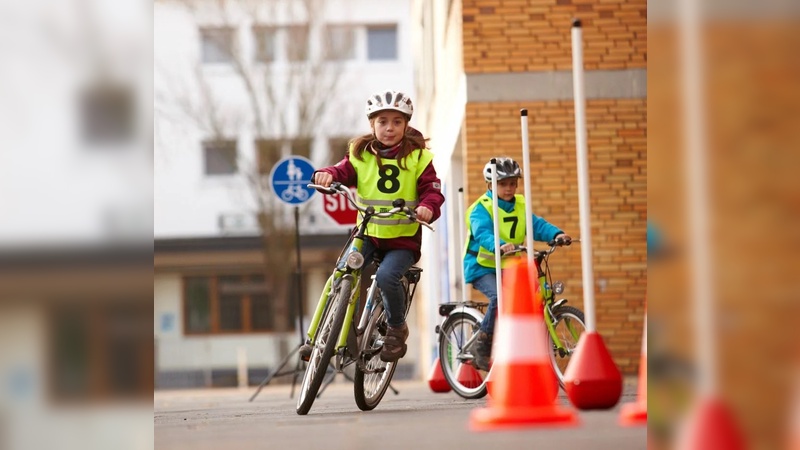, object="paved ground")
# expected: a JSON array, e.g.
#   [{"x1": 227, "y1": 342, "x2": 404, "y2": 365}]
[{"x1": 154, "y1": 377, "x2": 646, "y2": 450}]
